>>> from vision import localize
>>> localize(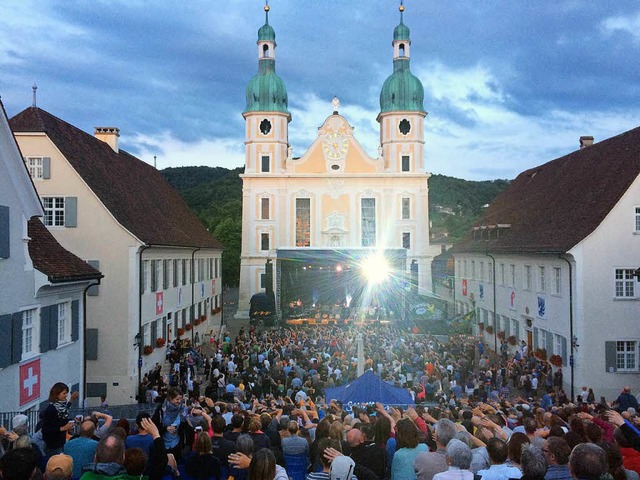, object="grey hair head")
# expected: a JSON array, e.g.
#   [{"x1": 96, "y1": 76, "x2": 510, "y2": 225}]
[
  {"x1": 446, "y1": 438, "x2": 472, "y2": 469},
  {"x1": 454, "y1": 430, "x2": 473, "y2": 448},
  {"x1": 236, "y1": 434, "x2": 255, "y2": 456},
  {"x1": 521, "y1": 444, "x2": 547, "y2": 479},
  {"x1": 436, "y1": 418, "x2": 458, "y2": 447}
]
